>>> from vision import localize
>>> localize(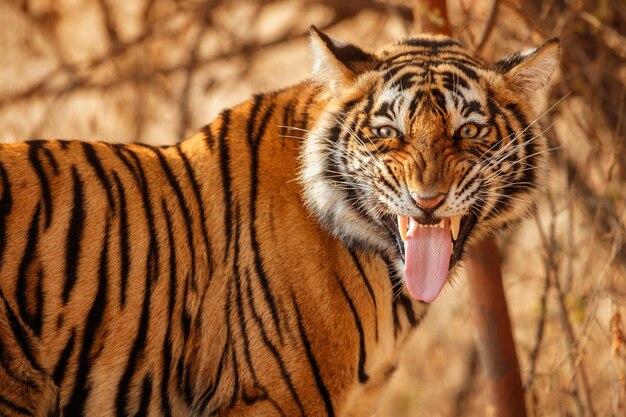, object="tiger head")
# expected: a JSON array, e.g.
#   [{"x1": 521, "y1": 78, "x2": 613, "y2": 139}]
[{"x1": 300, "y1": 27, "x2": 560, "y2": 302}]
